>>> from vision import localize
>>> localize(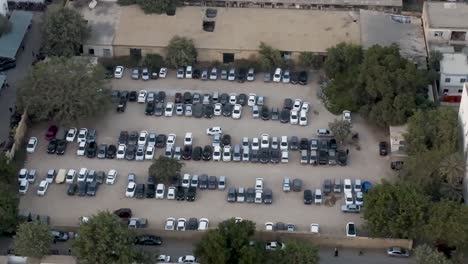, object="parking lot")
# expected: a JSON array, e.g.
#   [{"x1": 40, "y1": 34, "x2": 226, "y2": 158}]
[{"x1": 19, "y1": 69, "x2": 393, "y2": 235}]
